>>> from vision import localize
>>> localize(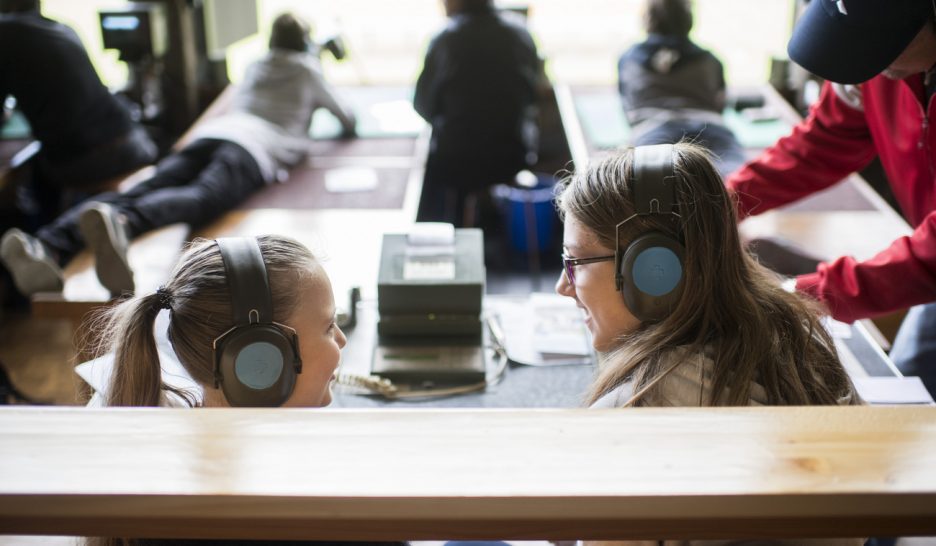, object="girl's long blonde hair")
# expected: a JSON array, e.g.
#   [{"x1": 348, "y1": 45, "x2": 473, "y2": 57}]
[
  {"x1": 556, "y1": 143, "x2": 859, "y2": 407},
  {"x1": 80, "y1": 235, "x2": 317, "y2": 407}
]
